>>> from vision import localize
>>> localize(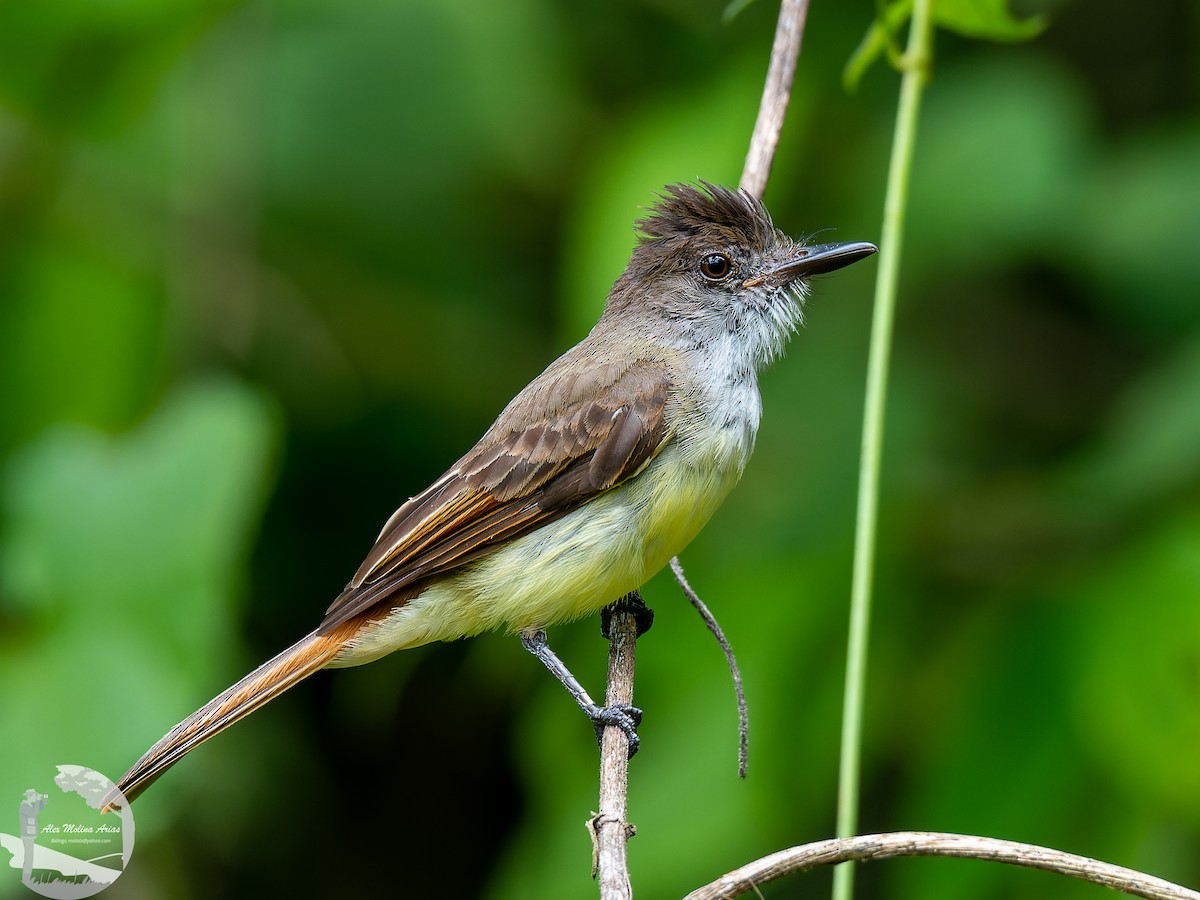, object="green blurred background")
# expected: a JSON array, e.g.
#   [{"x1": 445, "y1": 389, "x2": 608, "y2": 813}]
[{"x1": 1, "y1": 0, "x2": 1197, "y2": 897}]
